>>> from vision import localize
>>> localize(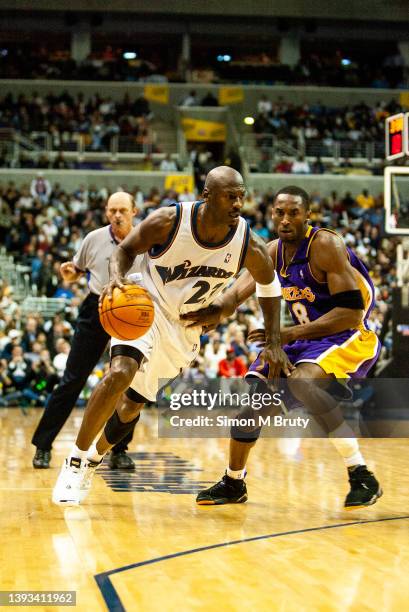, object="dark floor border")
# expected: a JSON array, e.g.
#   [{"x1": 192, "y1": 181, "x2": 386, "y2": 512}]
[{"x1": 94, "y1": 514, "x2": 409, "y2": 612}]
